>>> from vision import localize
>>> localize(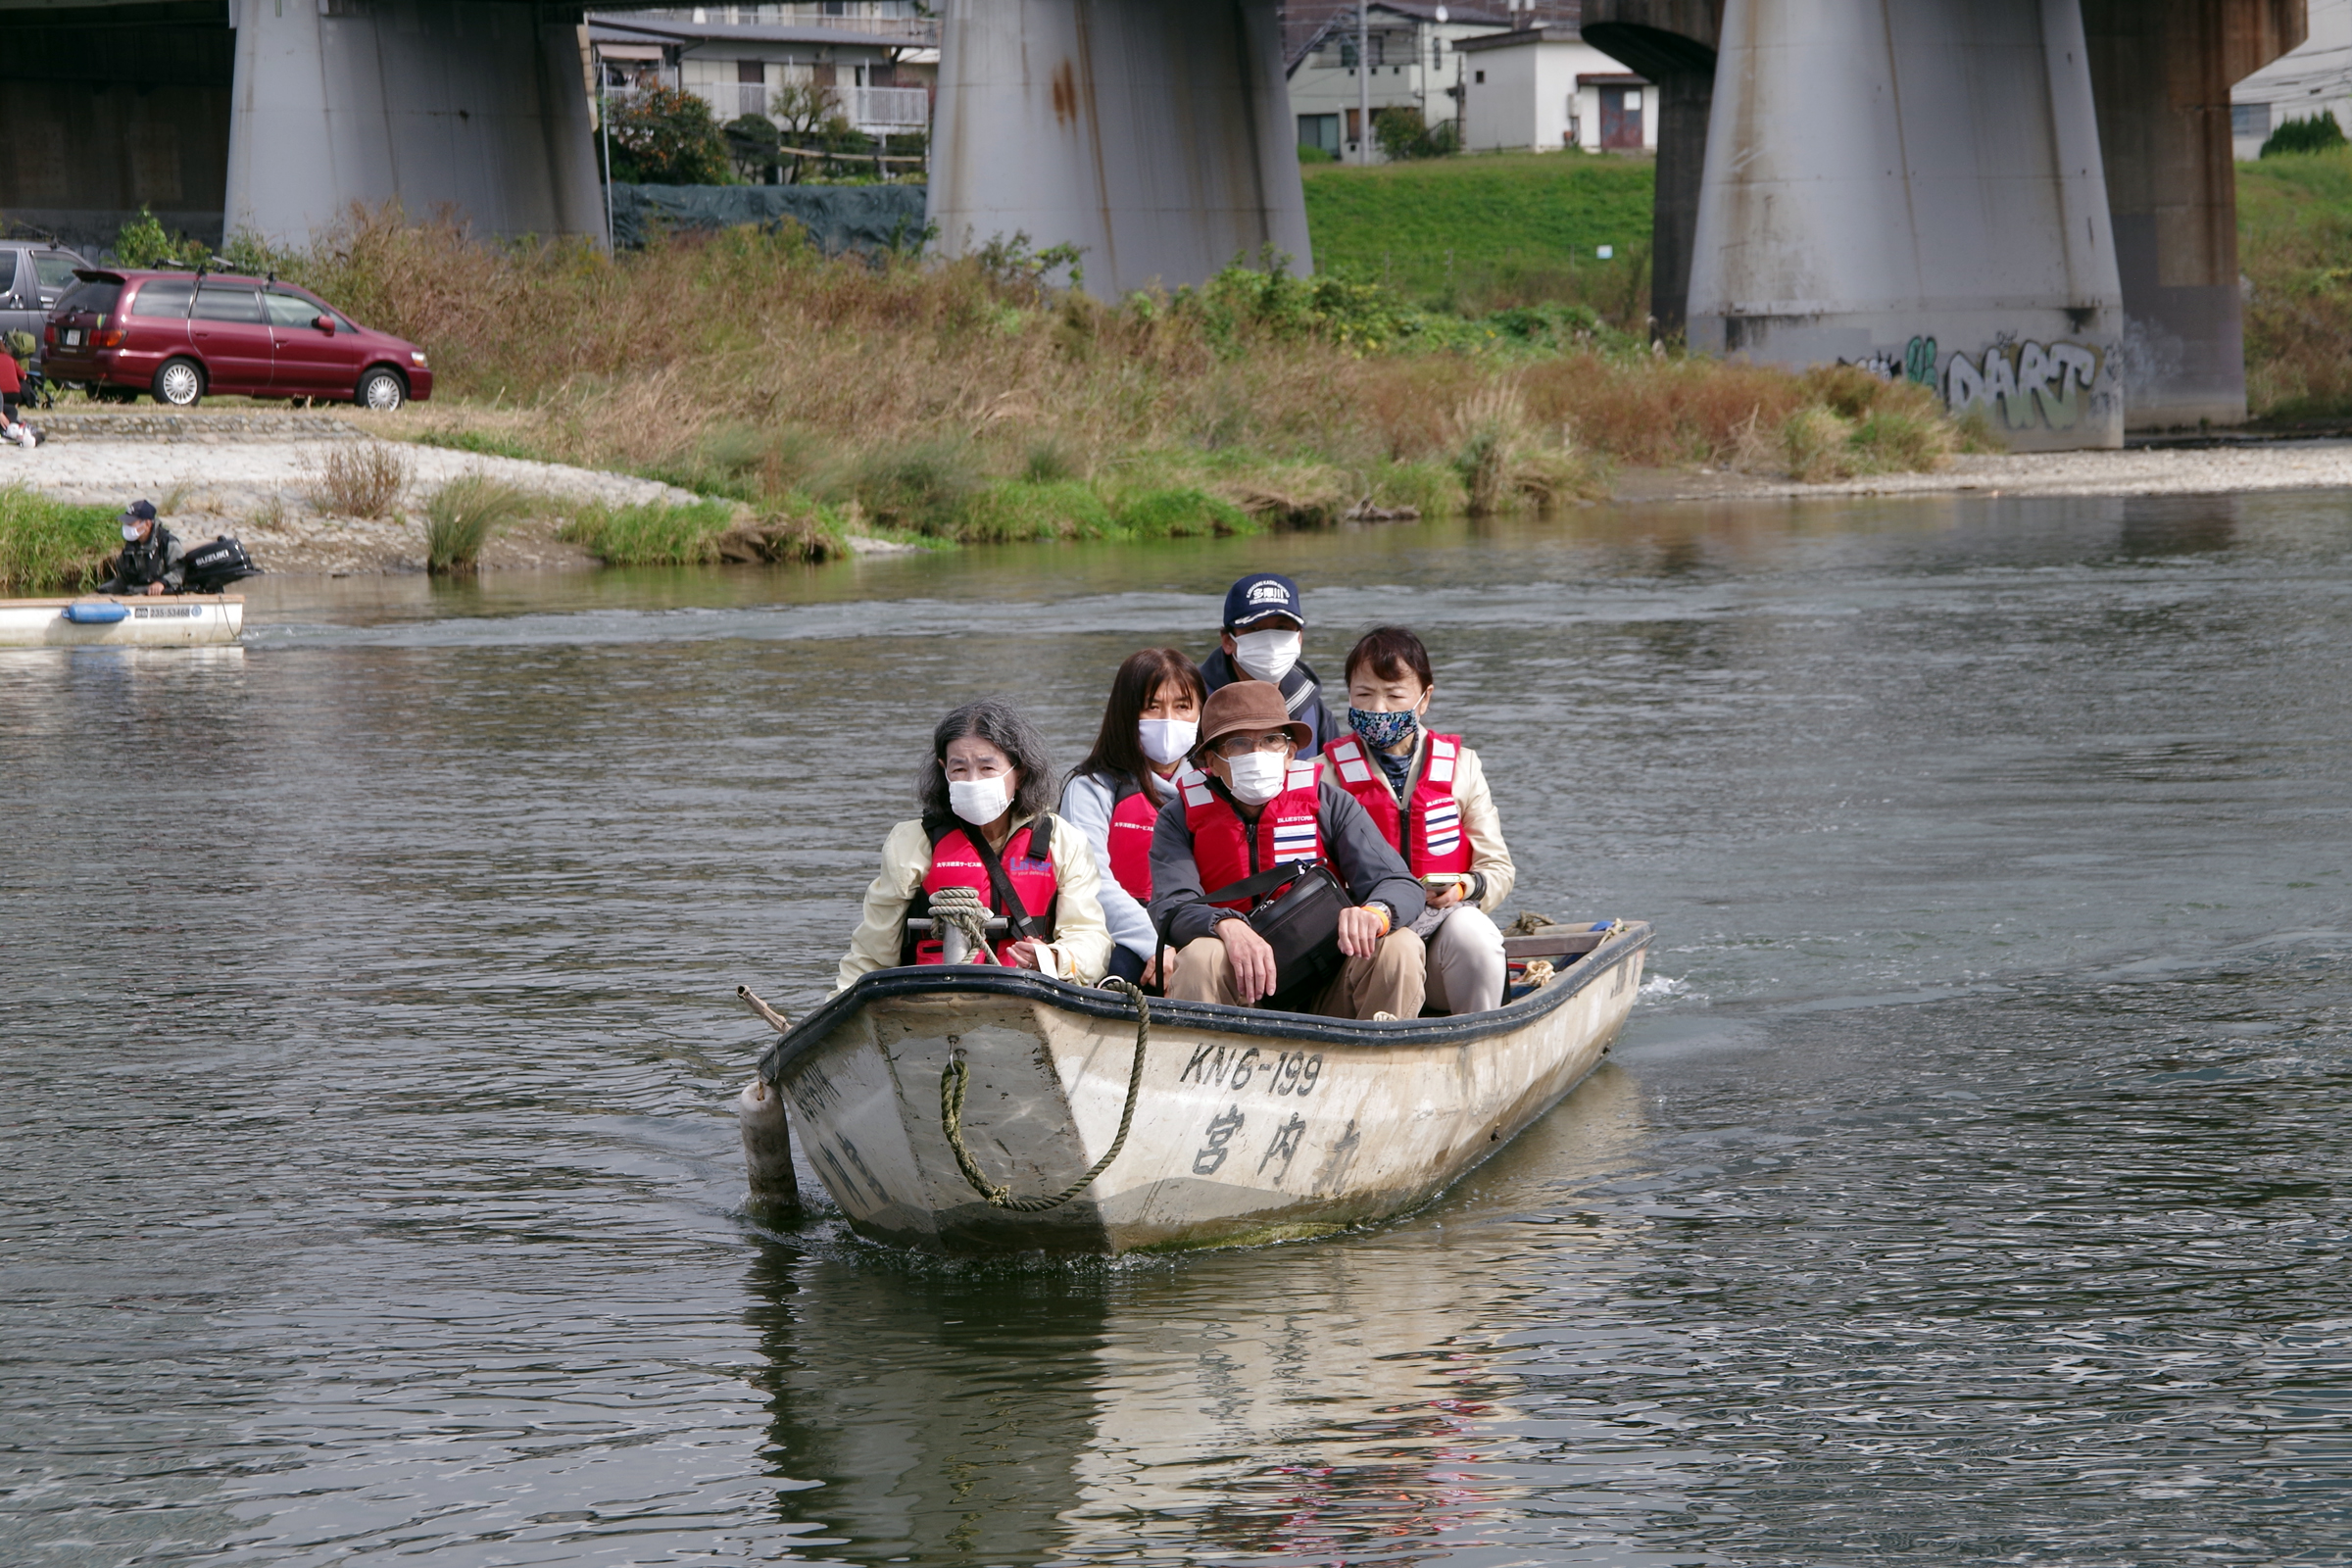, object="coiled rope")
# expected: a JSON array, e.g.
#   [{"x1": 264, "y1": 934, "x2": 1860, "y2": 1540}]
[
  {"x1": 939, "y1": 976, "x2": 1151, "y2": 1212},
  {"x1": 924, "y1": 884, "x2": 1001, "y2": 963}
]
